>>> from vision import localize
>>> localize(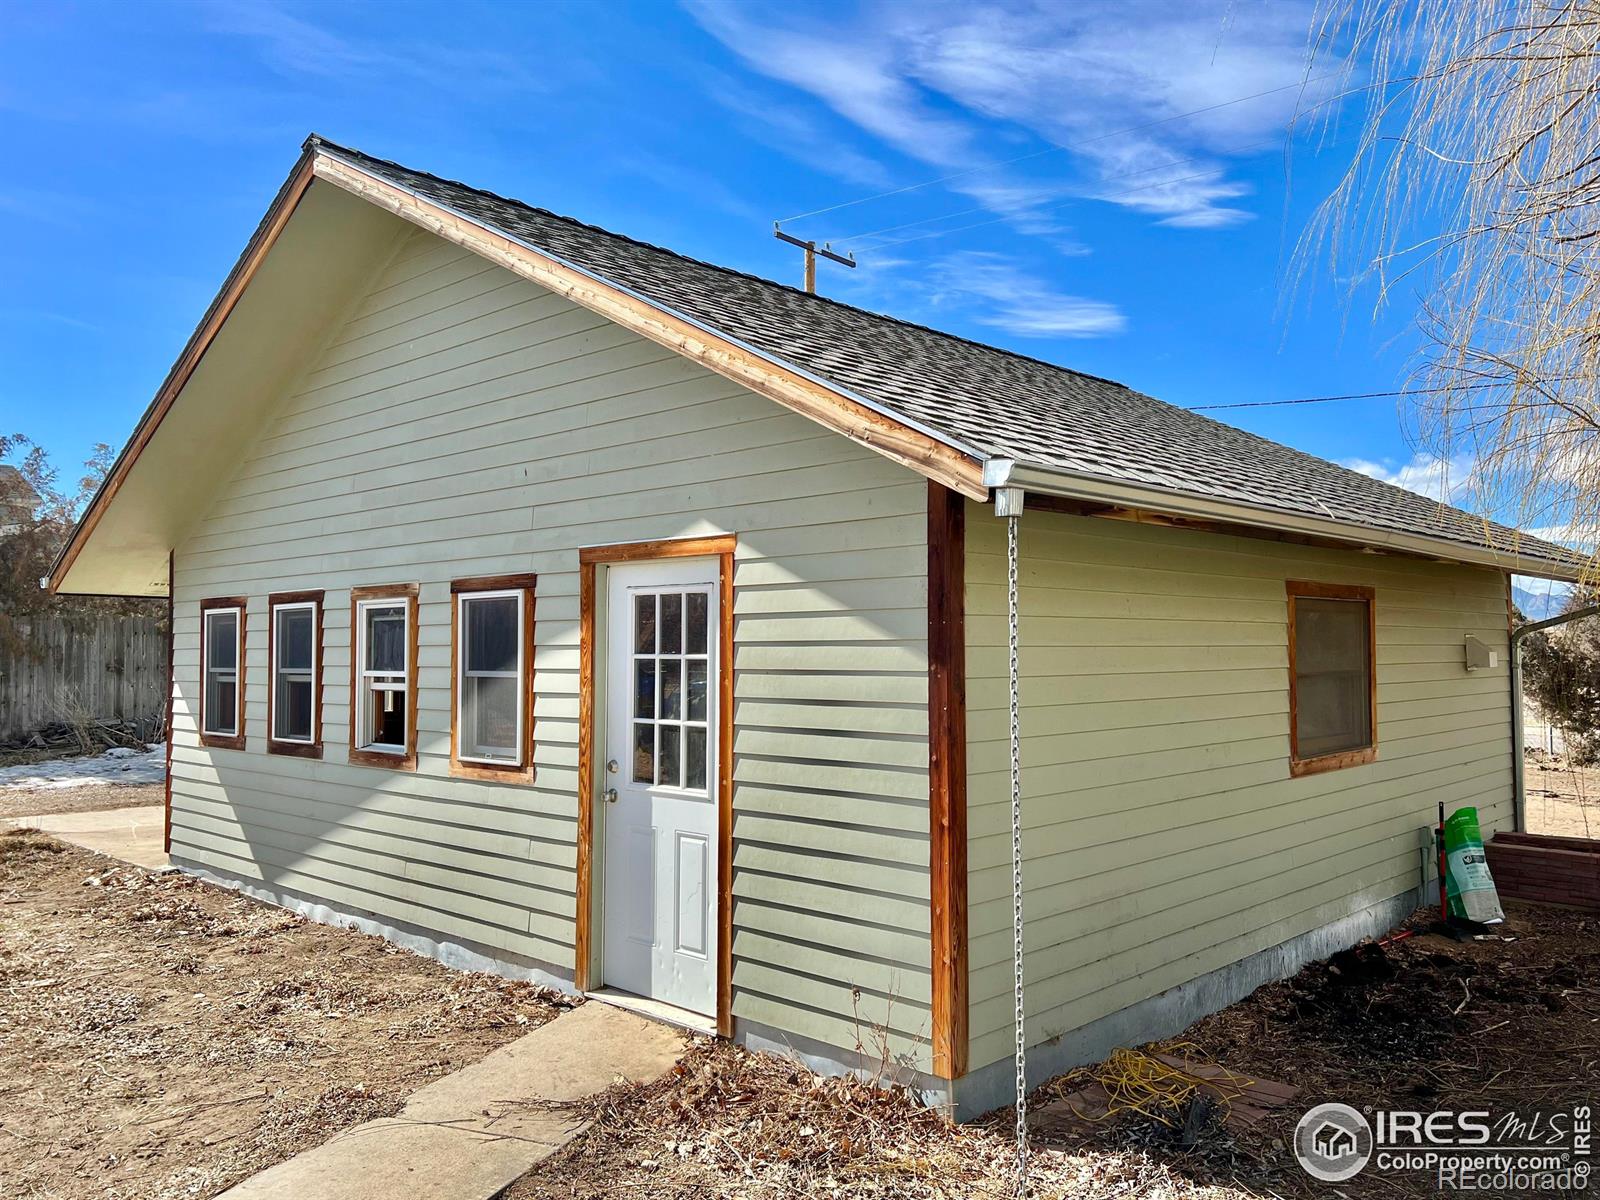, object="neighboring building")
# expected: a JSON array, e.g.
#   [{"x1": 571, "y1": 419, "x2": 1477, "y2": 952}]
[
  {"x1": 49, "y1": 137, "x2": 1584, "y2": 1116},
  {"x1": 0, "y1": 465, "x2": 39, "y2": 536}
]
